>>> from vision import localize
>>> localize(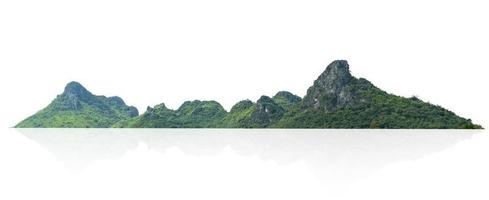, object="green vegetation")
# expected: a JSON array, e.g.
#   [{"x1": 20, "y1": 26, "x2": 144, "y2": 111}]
[
  {"x1": 16, "y1": 60, "x2": 482, "y2": 129},
  {"x1": 219, "y1": 100, "x2": 257, "y2": 128},
  {"x1": 272, "y1": 91, "x2": 302, "y2": 111},
  {"x1": 273, "y1": 85, "x2": 480, "y2": 129},
  {"x1": 115, "y1": 100, "x2": 227, "y2": 128}
]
